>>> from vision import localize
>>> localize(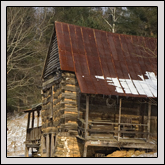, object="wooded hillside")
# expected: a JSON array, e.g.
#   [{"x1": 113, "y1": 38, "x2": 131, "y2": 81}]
[{"x1": 7, "y1": 7, "x2": 157, "y2": 113}]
